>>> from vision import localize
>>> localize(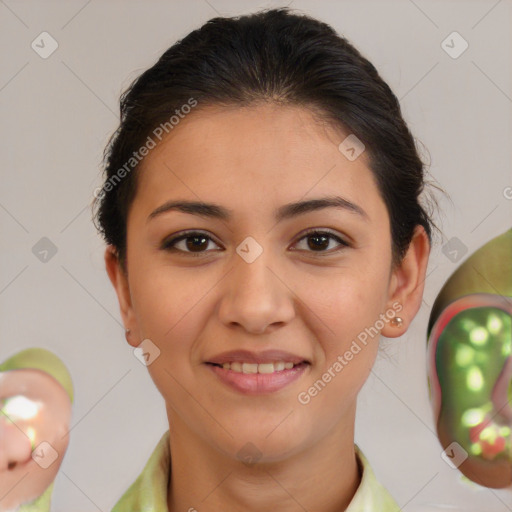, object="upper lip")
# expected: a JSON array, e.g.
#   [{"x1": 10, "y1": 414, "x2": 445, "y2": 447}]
[{"x1": 206, "y1": 350, "x2": 310, "y2": 365}]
